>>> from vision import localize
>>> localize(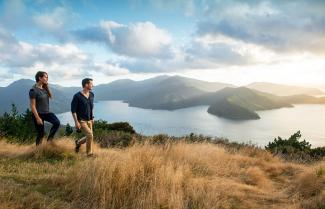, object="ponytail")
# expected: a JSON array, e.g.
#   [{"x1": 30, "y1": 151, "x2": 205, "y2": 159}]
[{"x1": 43, "y1": 83, "x2": 52, "y2": 98}]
